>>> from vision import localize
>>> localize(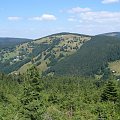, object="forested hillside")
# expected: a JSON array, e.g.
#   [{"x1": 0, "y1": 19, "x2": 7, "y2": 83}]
[
  {"x1": 0, "y1": 67, "x2": 120, "y2": 119},
  {"x1": 48, "y1": 35, "x2": 120, "y2": 76},
  {"x1": 0, "y1": 37, "x2": 32, "y2": 49},
  {"x1": 102, "y1": 32, "x2": 120, "y2": 38},
  {"x1": 1, "y1": 33, "x2": 120, "y2": 119},
  {"x1": 1, "y1": 0, "x2": 120, "y2": 119},
  {"x1": 0, "y1": 33, "x2": 91, "y2": 74},
  {"x1": 1, "y1": 33, "x2": 120, "y2": 78}
]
